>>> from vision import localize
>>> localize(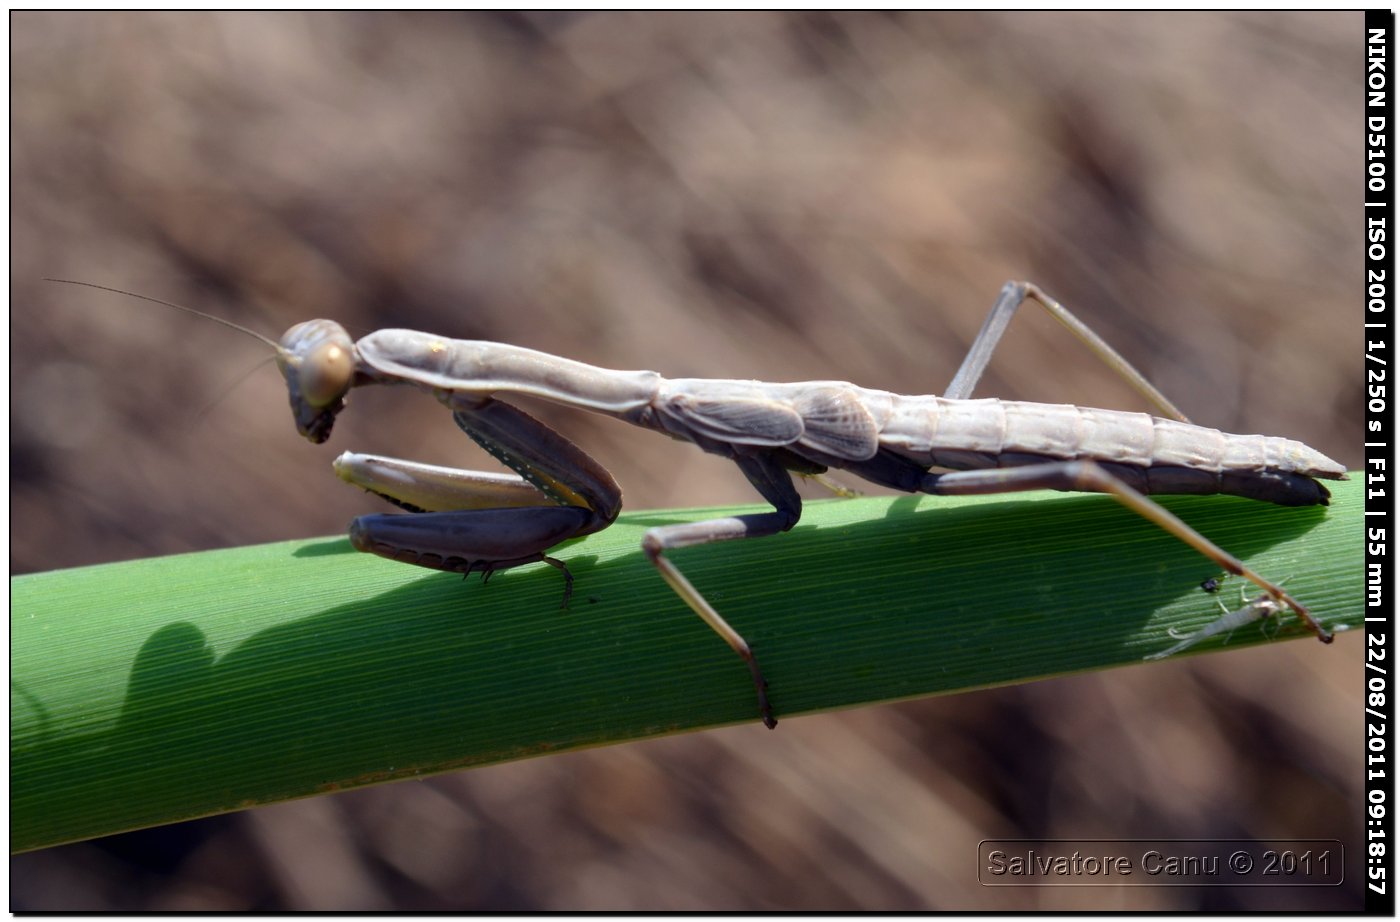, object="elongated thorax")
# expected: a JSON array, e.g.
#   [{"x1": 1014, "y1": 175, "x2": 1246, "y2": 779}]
[{"x1": 354, "y1": 330, "x2": 662, "y2": 412}]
